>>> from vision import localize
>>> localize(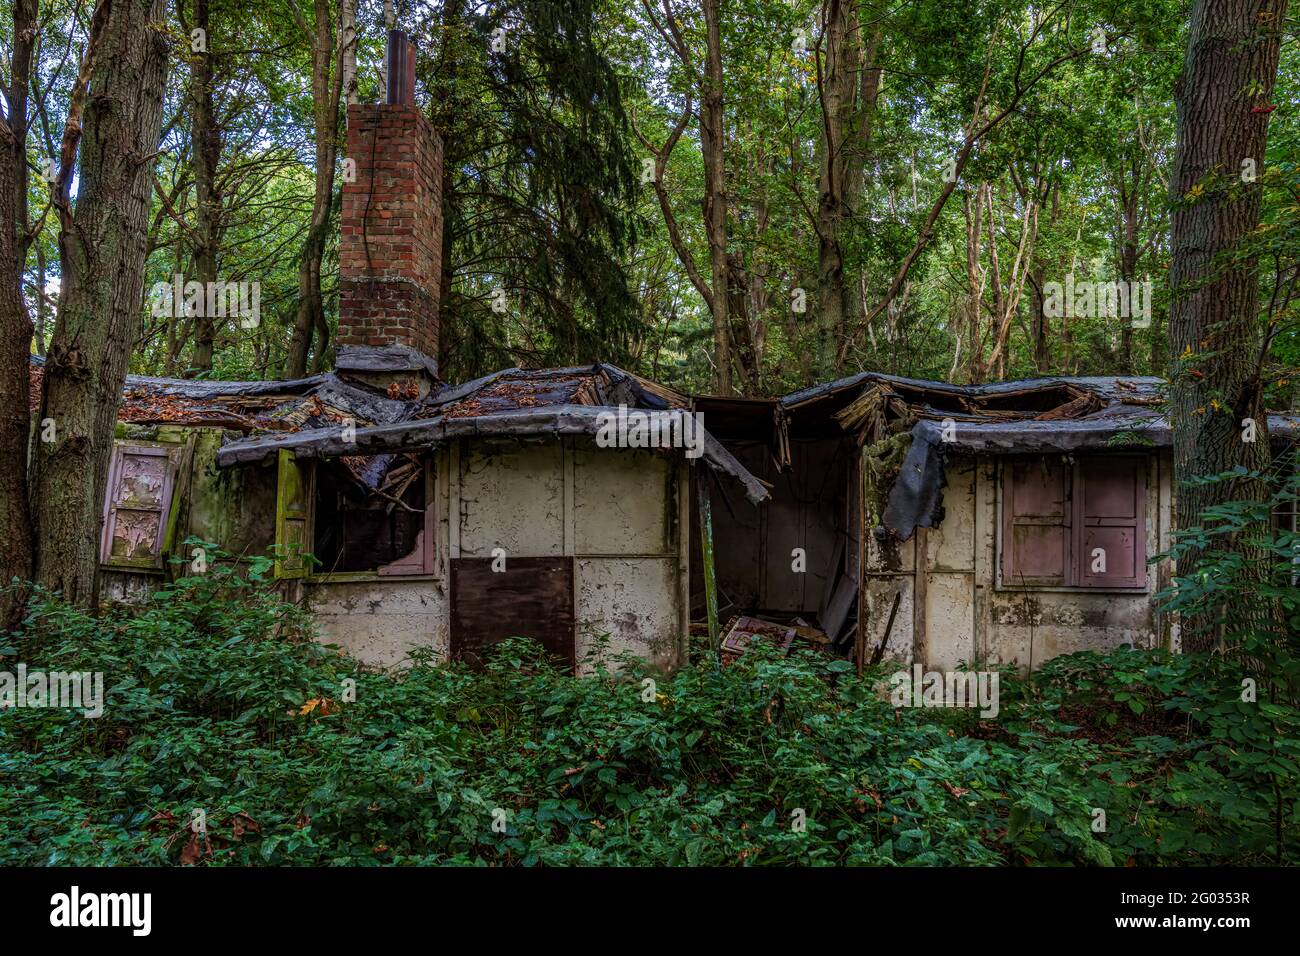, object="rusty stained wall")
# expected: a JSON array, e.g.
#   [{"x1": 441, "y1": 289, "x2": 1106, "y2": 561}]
[
  {"x1": 457, "y1": 435, "x2": 688, "y2": 671},
  {"x1": 306, "y1": 576, "x2": 449, "y2": 667},
  {"x1": 307, "y1": 434, "x2": 689, "y2": 671},
  {"x1": 862, "y1": 451, "x2": 1175, "y2": 671}
]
